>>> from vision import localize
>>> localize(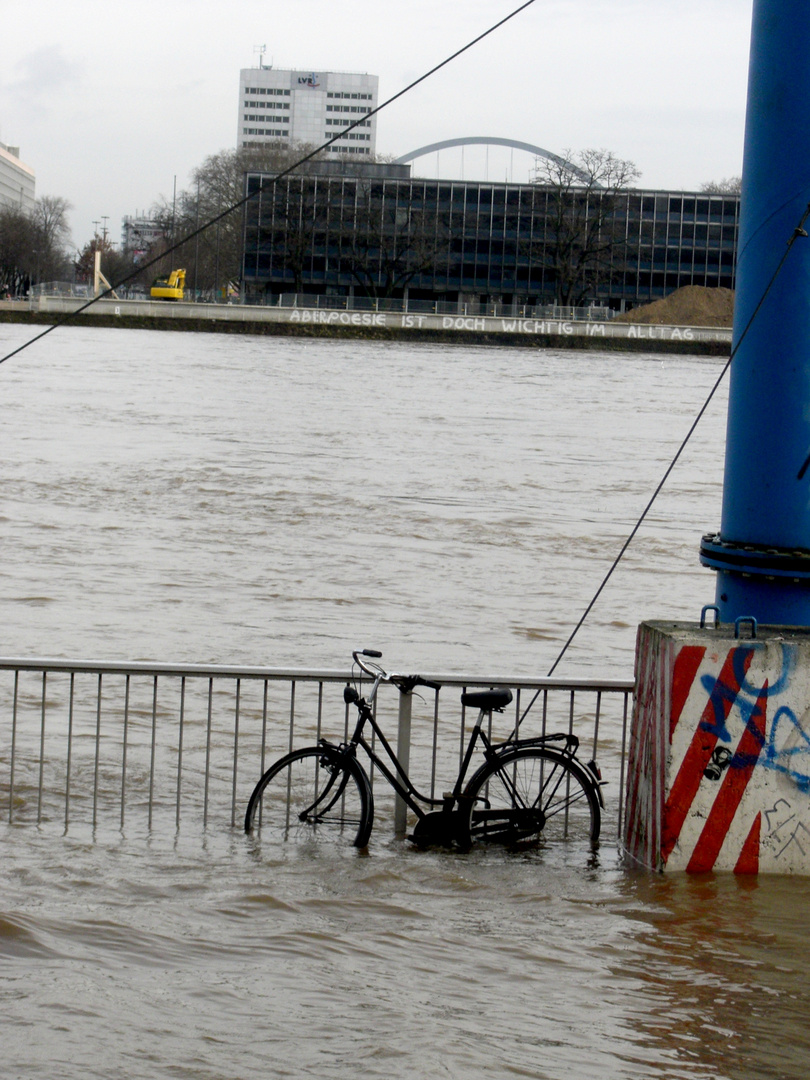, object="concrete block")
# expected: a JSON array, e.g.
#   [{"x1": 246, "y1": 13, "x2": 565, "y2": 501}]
[{"x1": 624, "y1": 620, "x2": 810, "y2": 874}]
